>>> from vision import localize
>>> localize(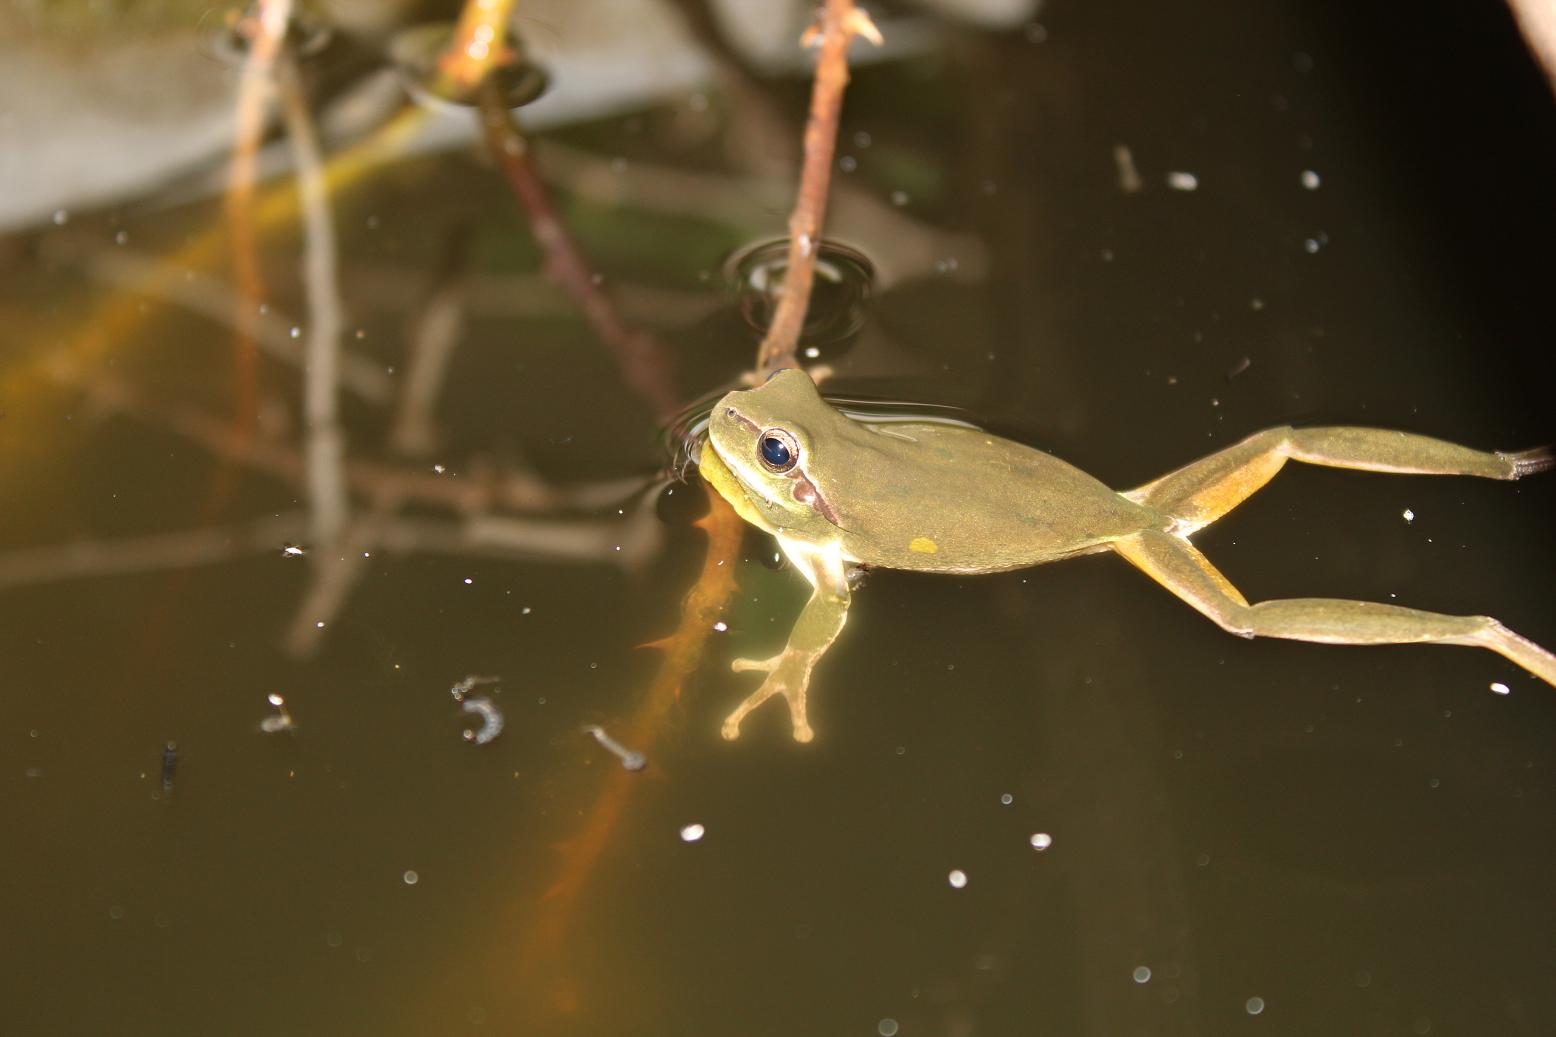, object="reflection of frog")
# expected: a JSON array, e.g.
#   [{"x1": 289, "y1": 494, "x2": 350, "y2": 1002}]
[{"x1": 700, "y1": 369, "x2": 1556, "y2": 742}]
